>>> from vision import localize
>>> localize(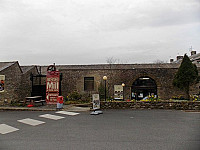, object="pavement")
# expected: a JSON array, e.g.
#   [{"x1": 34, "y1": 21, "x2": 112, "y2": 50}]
[
  {"x1": 0, "y1": 103, "x2": 199, "y2": 112},
  {"x1": 0, "y1": 104, "x2": 91, "y2": 111}
]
